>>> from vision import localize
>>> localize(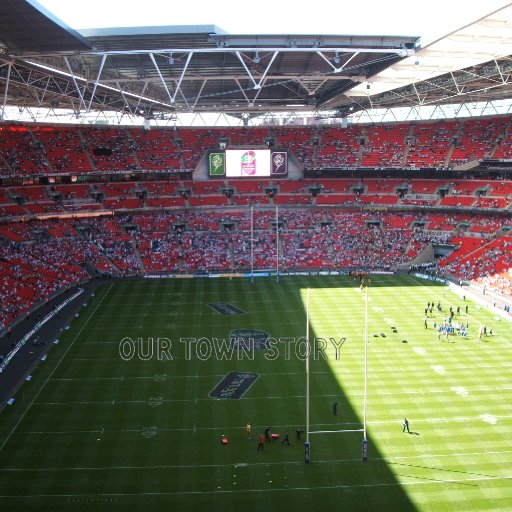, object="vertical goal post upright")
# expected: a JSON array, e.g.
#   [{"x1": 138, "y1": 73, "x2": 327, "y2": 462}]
[
  {"x1": 305, "y1": 287, "x2": 310, "y2": 463},
  {"x1": 275, "y1": 205, "x2": 279, "y2": 284},
  {"x1": 250, "y1": 205, "x2": 254, "y2": 285},
  {"x1": 362, "y1": 282, "x2": 369, "y2": 461}
]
